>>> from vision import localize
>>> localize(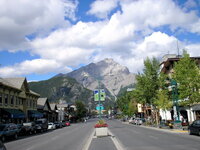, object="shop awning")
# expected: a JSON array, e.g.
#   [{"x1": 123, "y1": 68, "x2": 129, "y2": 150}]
[
  {"x1": 28, "y1": 110, "x2": 43, "y2": 118},
  {"x1": 2, "y1": 108, "x2": 25, "y2": 119},
  {"x1": 192, "y1": 104, "x2": 200, "y2": 111}
]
